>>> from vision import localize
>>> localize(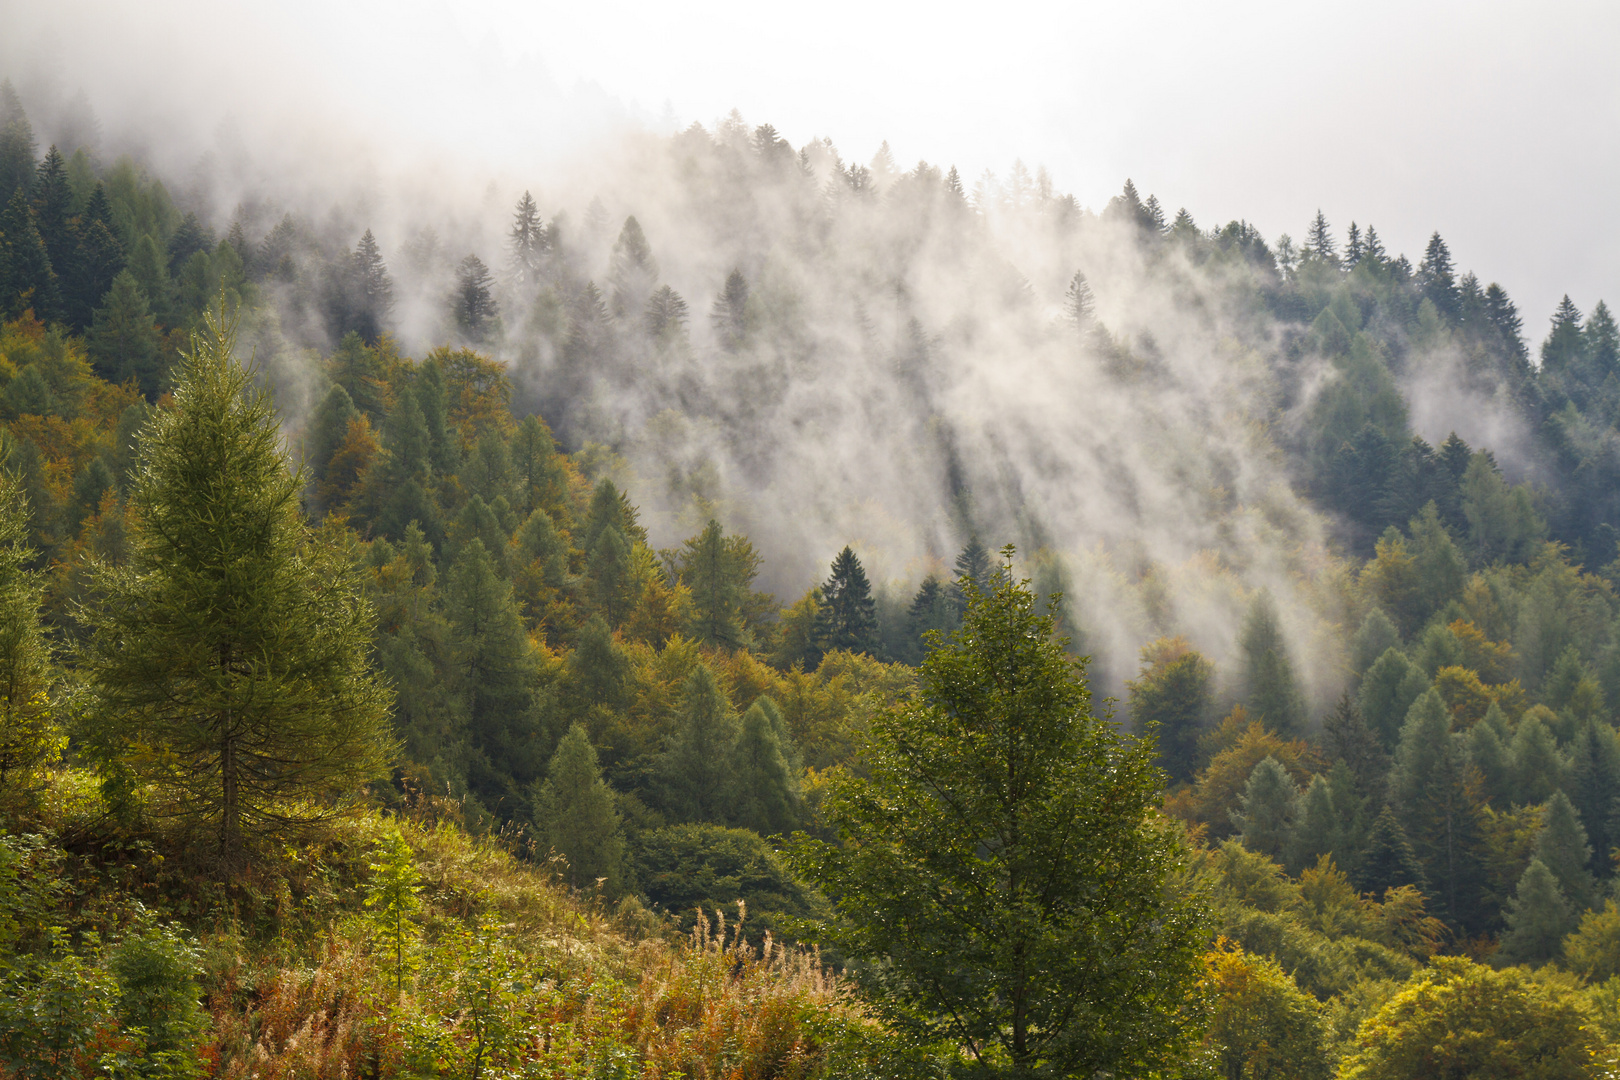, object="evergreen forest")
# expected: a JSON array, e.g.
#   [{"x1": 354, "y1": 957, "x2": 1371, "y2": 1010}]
[{"x1": 5, "y1": 76, "x2": 1620, "y2": 1077}]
